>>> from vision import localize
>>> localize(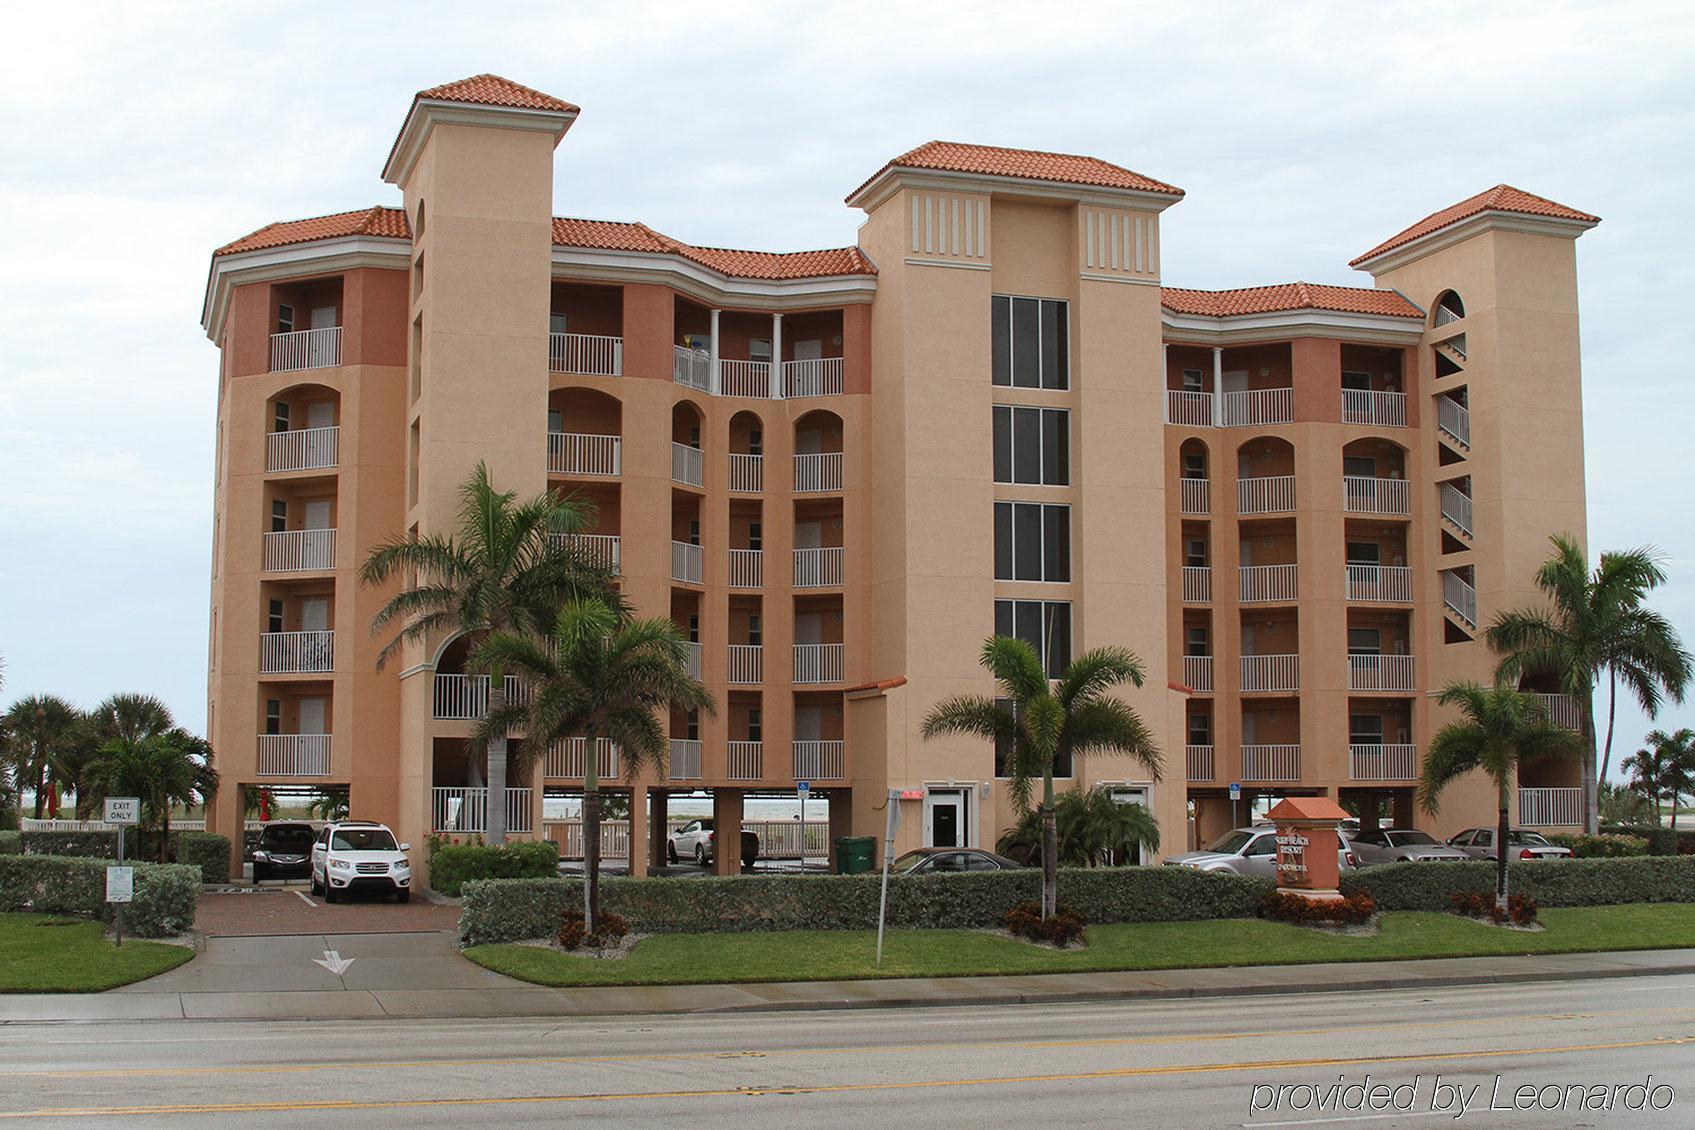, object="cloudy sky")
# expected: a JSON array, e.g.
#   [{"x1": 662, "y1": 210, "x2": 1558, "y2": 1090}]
[{"x1": 2, "y1": 1, "x2": 1690, "y2": 778}]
